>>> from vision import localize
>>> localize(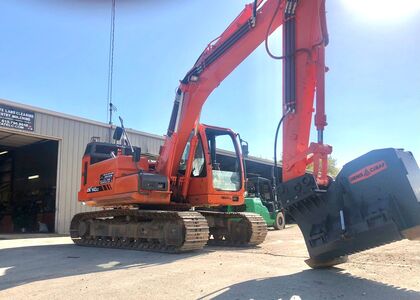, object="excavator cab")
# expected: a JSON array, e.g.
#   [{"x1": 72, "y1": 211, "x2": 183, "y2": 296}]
[{"x1": 181, "y1": 124, "x2": 246, "y2": 207}]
